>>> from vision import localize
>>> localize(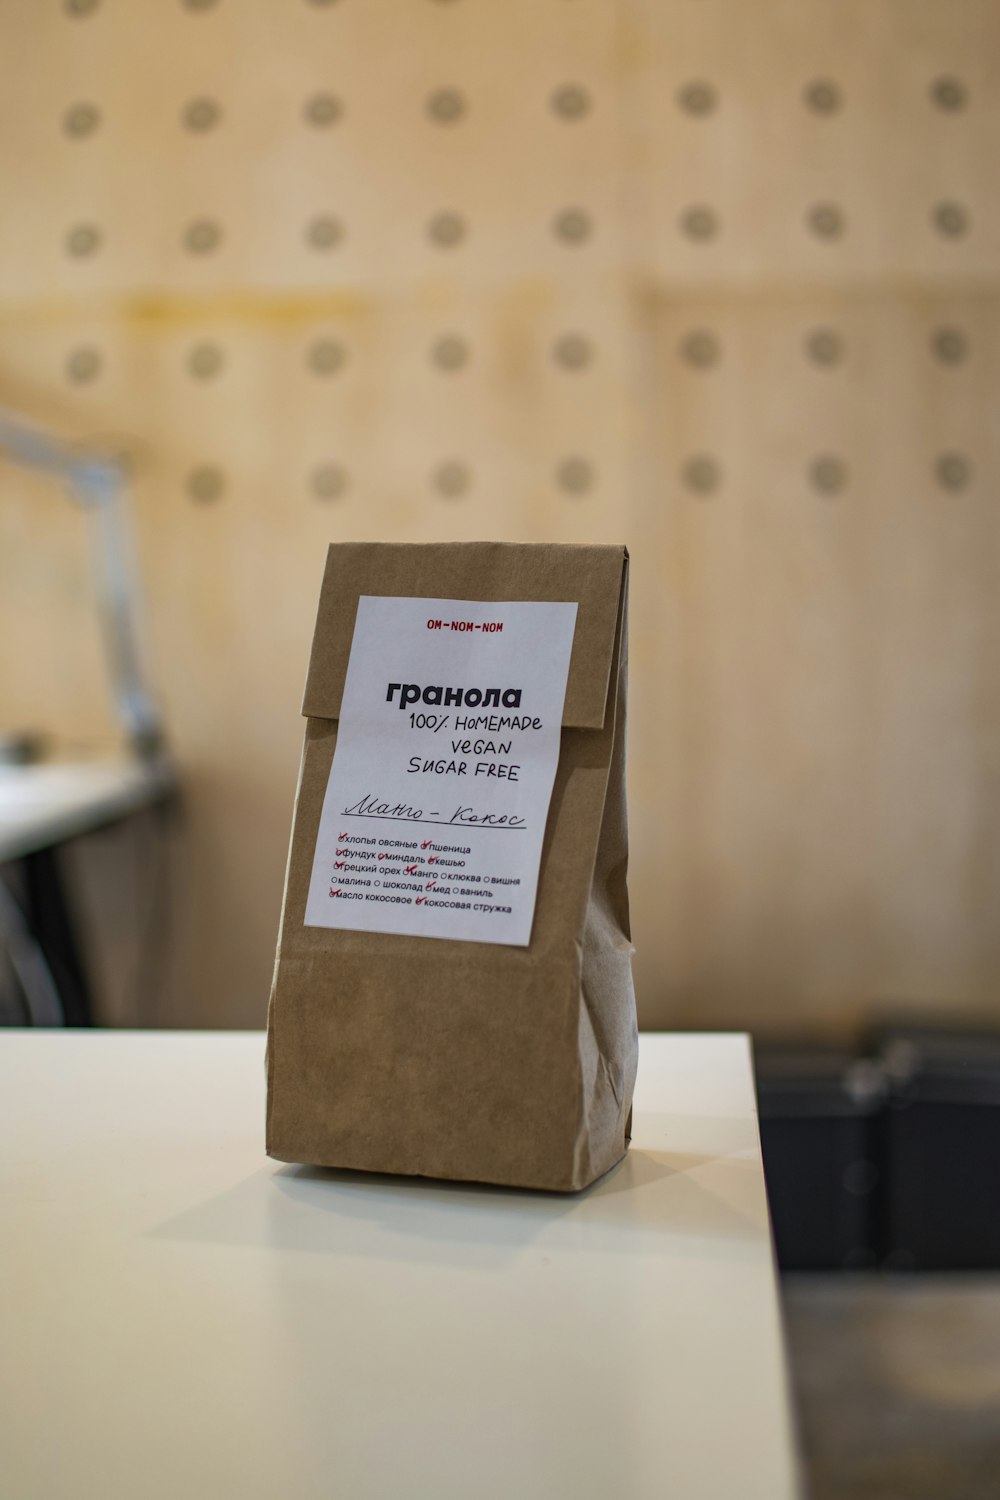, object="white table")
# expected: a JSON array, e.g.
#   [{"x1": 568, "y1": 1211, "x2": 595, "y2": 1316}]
[
  {"x1": 0, "y1": 757, "x2": 175, "y2": 1024},
  {"x1": 0, "y1": 1031, "x2": 801, "y2": 1500},
  {"x1": 0, "y1": 757, "x2": 174, "y2": 864}
]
